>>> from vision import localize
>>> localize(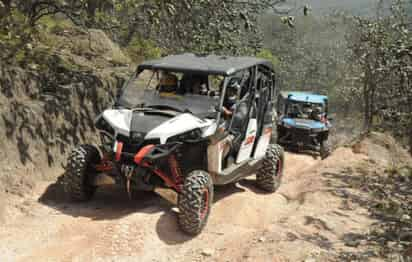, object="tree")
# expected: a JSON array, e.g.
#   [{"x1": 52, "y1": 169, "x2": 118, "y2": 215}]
[{"x1": 345, "y1": 0, "x2": 412, "y2": 151}]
